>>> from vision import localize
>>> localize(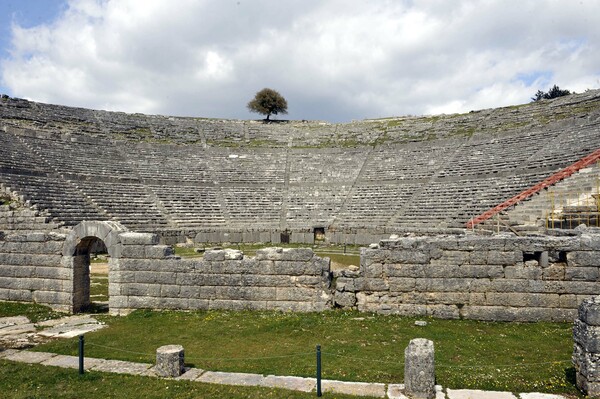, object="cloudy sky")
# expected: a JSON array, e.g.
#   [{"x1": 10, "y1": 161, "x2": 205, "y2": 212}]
[{"x1": 0, "y1": 0, "x2": 599, "y2": 122}]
